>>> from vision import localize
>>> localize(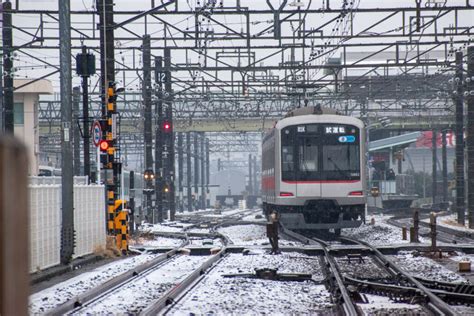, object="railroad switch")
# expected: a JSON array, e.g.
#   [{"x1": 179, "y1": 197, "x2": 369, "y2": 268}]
[
  {"x1": 347, "y1": 253, "x2": 364, "y2": 264},
  {"x1": 222, "y1": 268, "x2": 313, "y2": 282}
]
